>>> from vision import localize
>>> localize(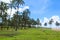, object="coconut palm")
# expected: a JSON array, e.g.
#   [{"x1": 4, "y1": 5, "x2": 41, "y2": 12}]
[
  {"x1": 0, "y1": 2, "x2": 8, "y2": 16},
  {"x1": 2, "y1": 12, "x2": 8, "y2": 29},
  {"x1": 11, "y1": 0, "x2": 25, "y2": 31},
  {"x1": 12, "y1": 0, "x2": 25, "y2": 13},
  {"x1": 7, "y1": 1, "x2": 16, "y2": 28},
  {"x1": 22, "y1": 9, "x2": 30, "y2": 28},
  {"x1": 0, "y1": 2, "x2": 8, "y2": 30}
]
